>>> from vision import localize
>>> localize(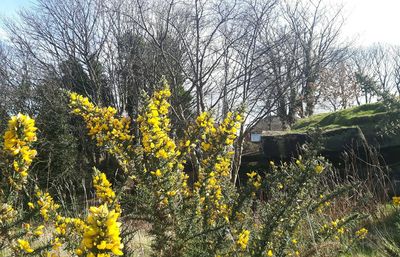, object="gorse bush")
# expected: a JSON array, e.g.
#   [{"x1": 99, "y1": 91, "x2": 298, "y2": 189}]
[
  {"x1": 0, "y1": 80, "x2": 367, "y2": 257},
  {"x1": 0, "y1": 114, "x2": 123, "y2": 256}
]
